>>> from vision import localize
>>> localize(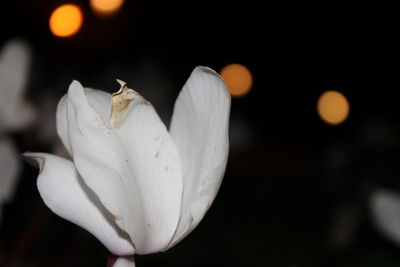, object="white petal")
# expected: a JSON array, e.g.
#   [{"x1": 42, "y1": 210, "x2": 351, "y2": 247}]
[
  {"x1": 56, "y1": 87, "x2": 111, "y2": 154},
  {"x1": 85, "y1": 88, "x2": 112, "y2": 126},
  {"x1": 0, "y1": 39, "x2": 35, "y2": 131},
  {"x1": 371, "y1": 189, "x2": 400, "y2": 246},
  {"x1": 168, "y1": 66, "x2": 231, "y2": 247},
  {"x1": 0, "y1": 137, "x2": 20, "y2": 209},
  {"x1": 113, "y1": 256, "x2": 136, "y2": 267},
  {"x1": 66, "y1": 81, "x2": 183, "y2": 254},
  {"x1": 56, "y1": 95, "x2": 71, "y2": 154},
  {"x1": 24, "y1": 152, "x2": 135, "y2": 255}
]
